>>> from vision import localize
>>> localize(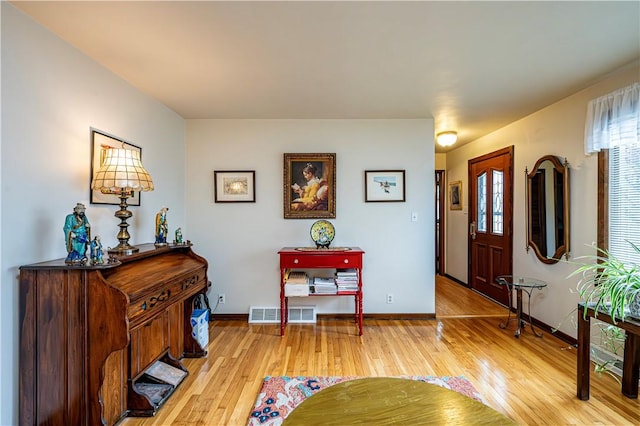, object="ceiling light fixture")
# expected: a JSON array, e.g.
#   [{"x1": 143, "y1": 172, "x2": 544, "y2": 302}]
[{"x1": 436, "y1": 131, "x2": 458, "y2": 147}]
